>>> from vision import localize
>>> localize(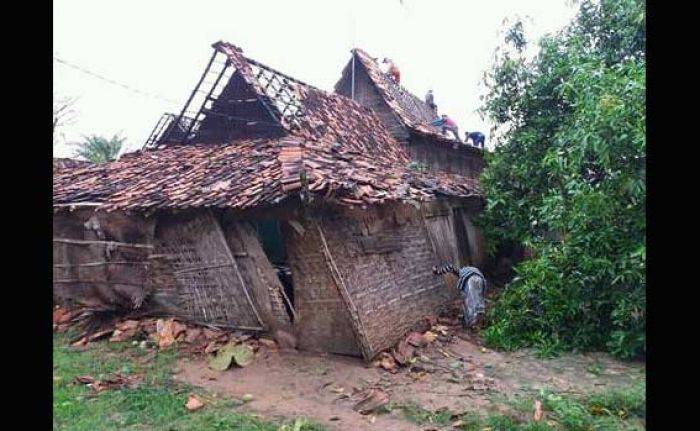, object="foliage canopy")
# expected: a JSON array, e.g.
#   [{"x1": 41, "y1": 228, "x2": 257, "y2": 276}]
[
  {"x1": 479, "y1": 0, "x2": 645, "y2": 359},
  {"x1": 73, "y1": 134, "x2": 125, "y2": 164}
]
